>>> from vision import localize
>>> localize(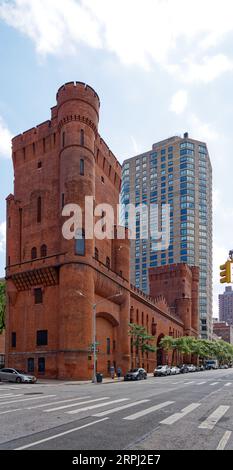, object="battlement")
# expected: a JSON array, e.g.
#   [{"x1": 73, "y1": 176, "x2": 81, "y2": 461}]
[
  {"x1": 12, "y1": 120, "x2": 55, "y2": 151},
  {"x1": 56, "y1": 81, "x2": 100, "y2": 115},
  {"x1": 96, "y1": 134, "x2": 121, "y2": 176},
  {"x1": 149, "y1": 263, "x2": 194, "y2": 280}
]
